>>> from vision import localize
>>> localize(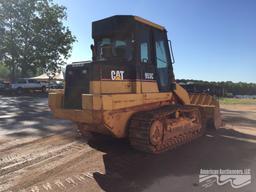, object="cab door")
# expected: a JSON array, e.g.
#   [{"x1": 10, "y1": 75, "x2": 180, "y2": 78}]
[
  {"x1": 153, "y1": 30, "x2": 172, "y2": 92},
  {"x1": 137, "y1": 25, "x2": 157, "y2": 93}
]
